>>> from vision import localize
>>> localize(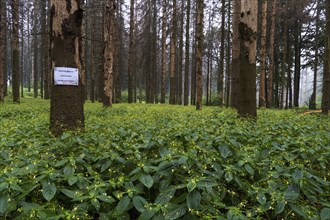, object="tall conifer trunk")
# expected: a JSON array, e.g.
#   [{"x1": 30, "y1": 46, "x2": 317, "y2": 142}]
[
  {"x1": 322, "y1": 0, "x2": 330, "y2": 114},
  {"x1": 267, "y1": 0, "x2": 276, "y2": 108},
  {"x1": 259, "y1": 0, "x2": 267, "y2": 108},
  {"x1": 0, "y1": 0, "x2": 4, "y2": 102},
  {"x1": 195, "y1": 0, "x2": 203, "y2": 110},
  {"x1": 128, "y1": 0, "x2": 135, "y2": 103},
  {"x1": 49, "y1": 0, "x2": 85, "y2": 136},
  {"x1": 238, "y1": 1, "x2": 257, "y2": 118},
  {"x1": 169, "y1": 0, "x2": 177, "y2": 105},
  {"x1": 183, "y1": 0, "x2": 190, "y2": 106},
  {"x1": 12, "y1": 0, "x2": 20, "y2": 103}
]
